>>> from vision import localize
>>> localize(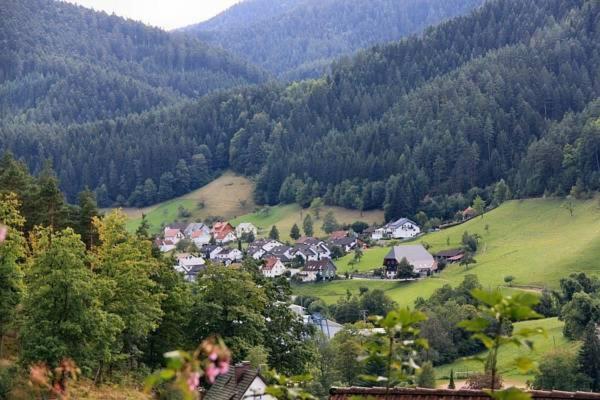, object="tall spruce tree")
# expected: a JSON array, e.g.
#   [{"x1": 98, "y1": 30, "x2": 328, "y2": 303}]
[
  {"x1": 0, "y1": 193, "x2": 26, "y2": 358},
  {"x1": 579, "y1": 322, "x2": 600, "y2": 391}
]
